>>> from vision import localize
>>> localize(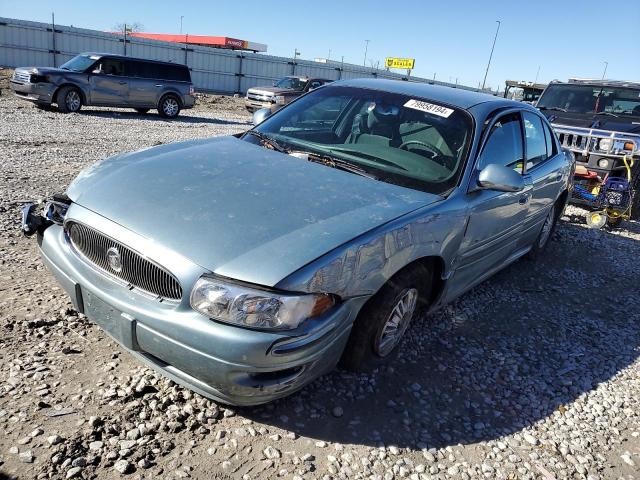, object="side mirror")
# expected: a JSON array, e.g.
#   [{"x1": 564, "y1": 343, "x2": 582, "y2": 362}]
[
  {"x1": 477, "y1": 163, "x2": 524, "y2": 192},
  {"x1": 252, "y1": 108, "x2": 271, "y2": 125},
  {"x1": 91, "y1": 69, "x2": 102, "y2": 75}
]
